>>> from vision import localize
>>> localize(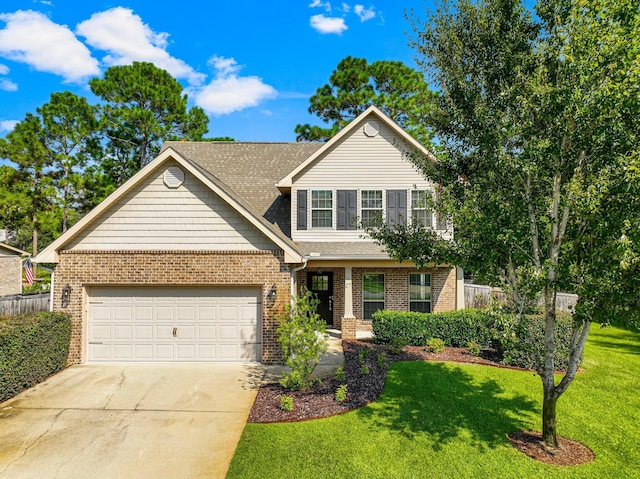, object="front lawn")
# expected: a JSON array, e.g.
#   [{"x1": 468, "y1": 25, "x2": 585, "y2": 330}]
[{"x1": 228, "y1": 324, "x2": 640, "y2": 478}]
